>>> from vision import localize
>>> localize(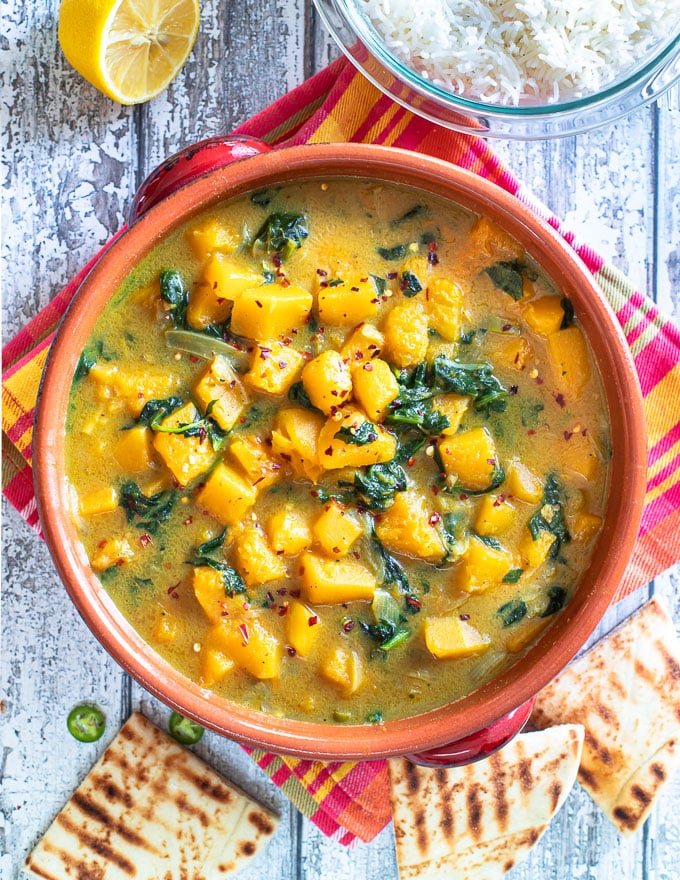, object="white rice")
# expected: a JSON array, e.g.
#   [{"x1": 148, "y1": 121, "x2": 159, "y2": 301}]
[{"x1": 358, "y1": 0, "x2": 679, "y2": 105}]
